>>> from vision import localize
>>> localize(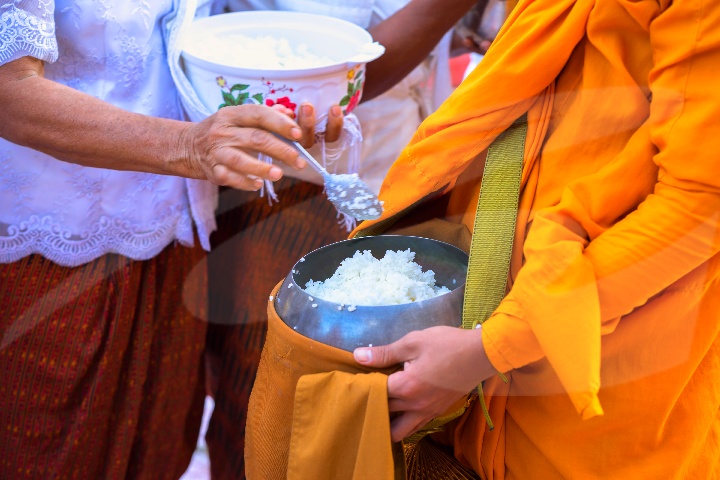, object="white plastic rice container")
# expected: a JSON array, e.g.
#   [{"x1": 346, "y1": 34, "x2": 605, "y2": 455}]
[{"x1": 181, "y1": 11, "x2": 385, "y2": 116}]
